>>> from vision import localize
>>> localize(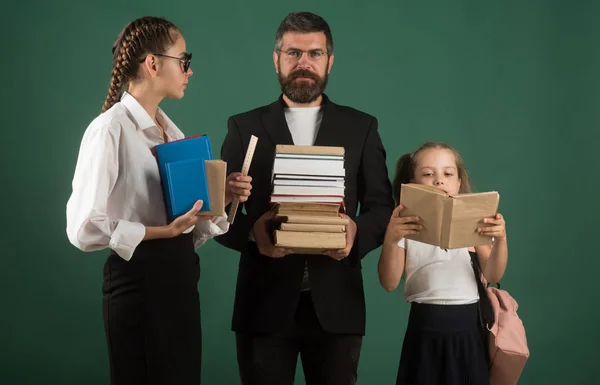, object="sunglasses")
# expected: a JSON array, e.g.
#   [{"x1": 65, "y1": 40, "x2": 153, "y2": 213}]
[{"x1": 140, "y1": 52, "x2": 192, "y2": 73}]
